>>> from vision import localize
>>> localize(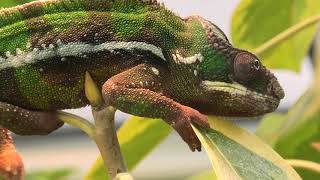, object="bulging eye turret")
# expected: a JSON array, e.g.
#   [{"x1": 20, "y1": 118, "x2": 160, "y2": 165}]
[{"x1": 233, "y1": 52, "x2": 261, "y2": 82}]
